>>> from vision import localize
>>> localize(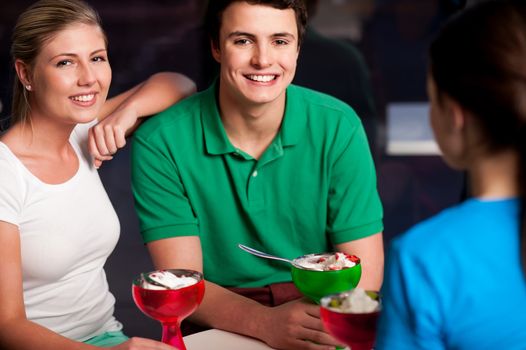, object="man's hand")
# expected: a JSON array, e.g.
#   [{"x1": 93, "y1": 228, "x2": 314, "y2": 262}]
[{"x1": 258, "y1": 298, "x2": 345, "y2": 350}]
